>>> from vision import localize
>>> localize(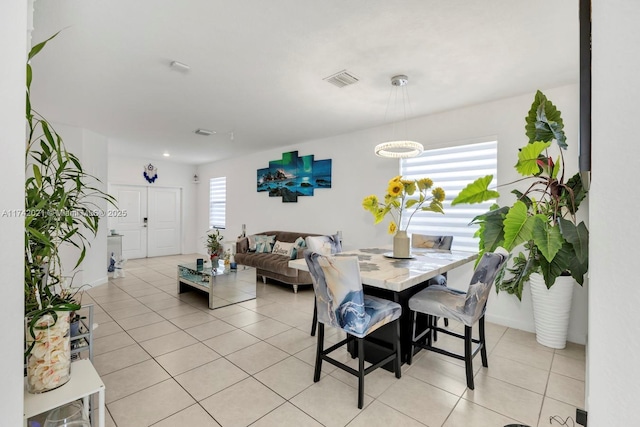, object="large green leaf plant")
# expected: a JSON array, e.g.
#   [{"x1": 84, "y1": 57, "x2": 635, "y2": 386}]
[
  {"x1": 452, "y1": 90, "x2": 588, "y2": 300},
  {"x1": 25, "y1": 33, "x2": 116, "y2": 348}
]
